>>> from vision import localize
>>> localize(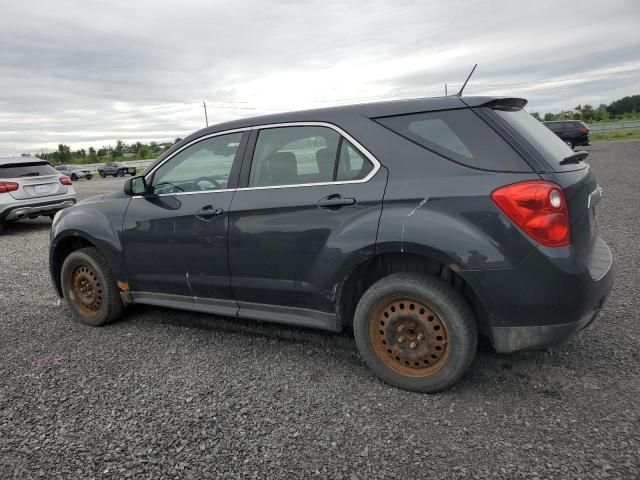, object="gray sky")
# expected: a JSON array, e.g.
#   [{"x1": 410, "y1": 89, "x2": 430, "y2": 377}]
[{"x1": 1, "y1": 0, "x2": 639, "y2": 155}]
